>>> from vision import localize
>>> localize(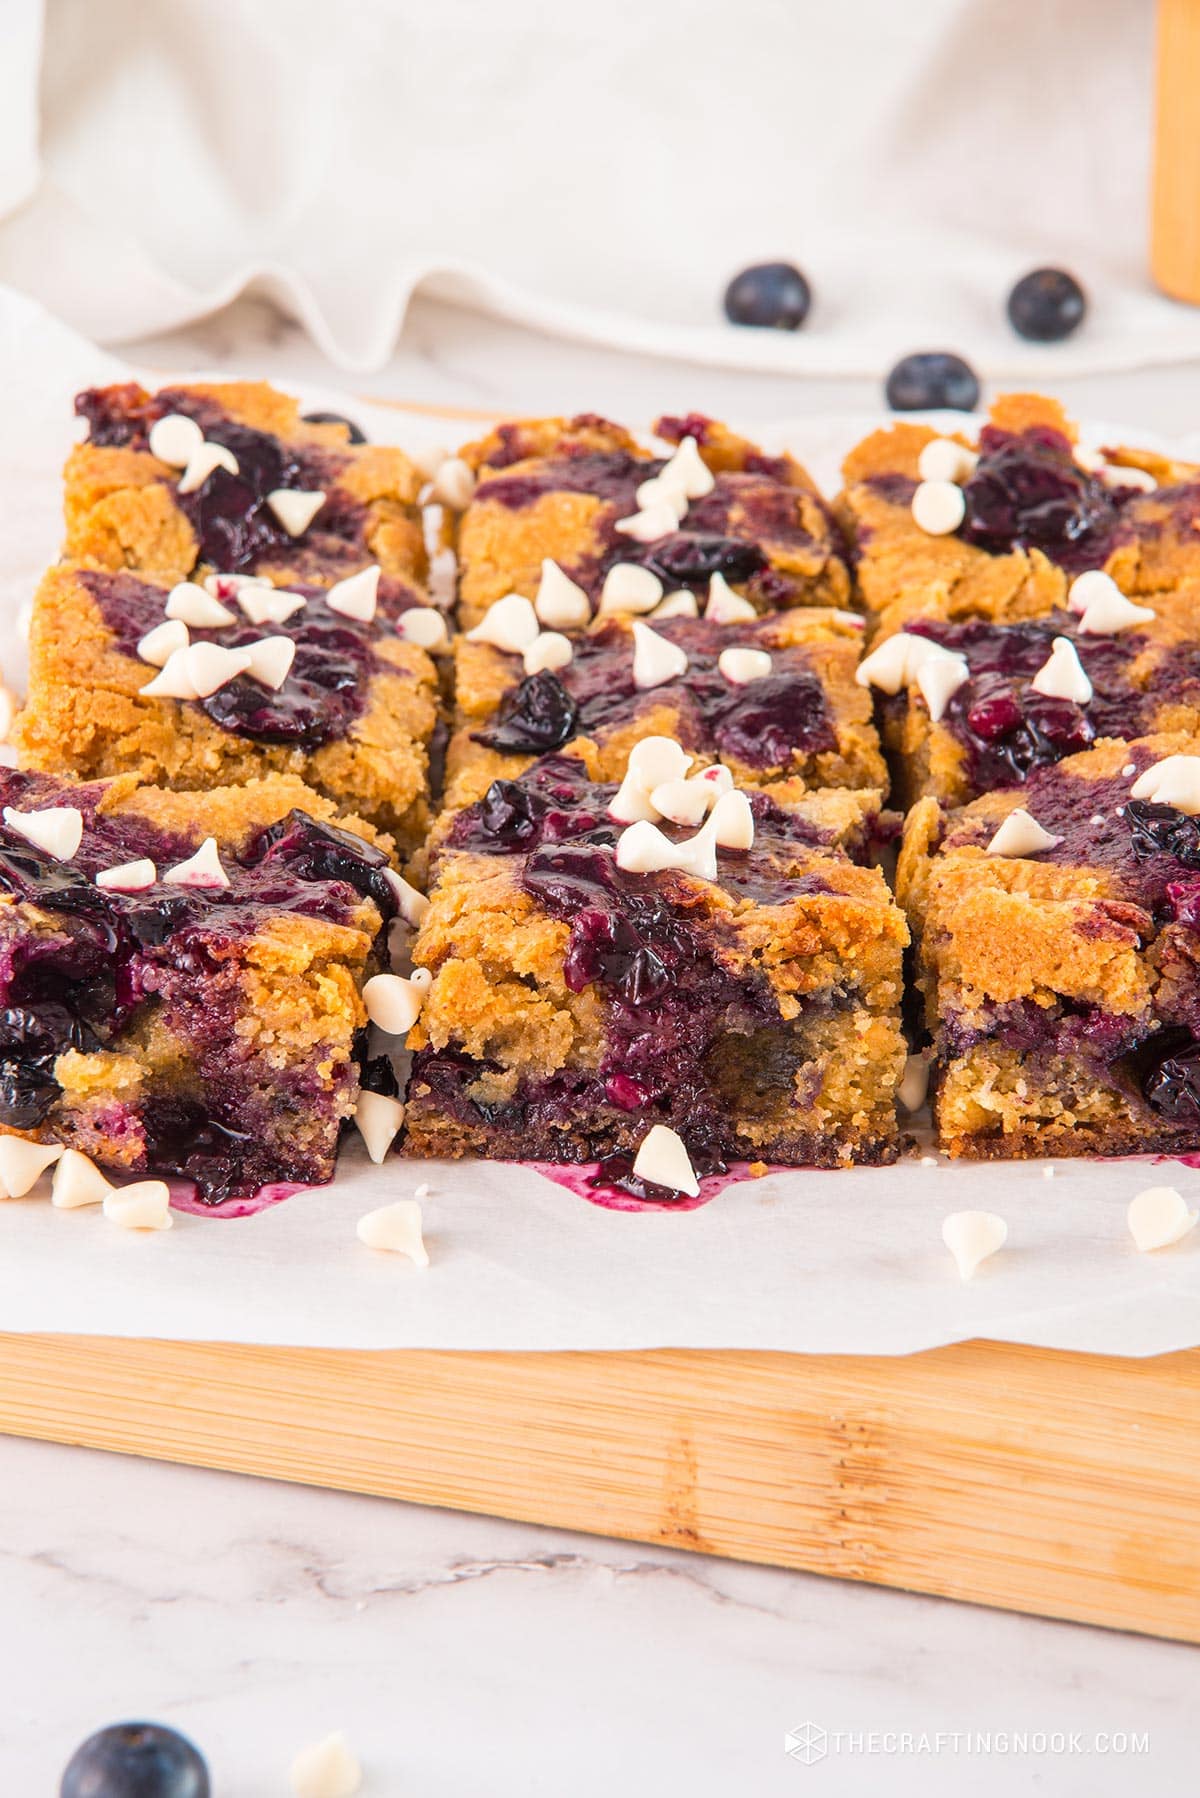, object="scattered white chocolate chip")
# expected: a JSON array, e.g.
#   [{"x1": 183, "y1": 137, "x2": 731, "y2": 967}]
[
  {"x1": 353, "y1": 1091, "x2": 405, "y2": 1165},
  {"x1": 103, "y1": 1180, "x2": 173, "y2": 1232},
  {"x1": 616, "y1": 819, "x2": 694, "y2": 875},
  {"x1": 431, "y1": 456, "x2": 475, "y2": 511},
  {"x1": 911, "y1": 479, "x2": 966, "y2": 536},
  {"x1": 1130, "y1": 754, "x2": 1200, "y2": 814},
  {"x1": 183, "y1": 642, "x2": 255, "y2": 698},
  {"x1": 363, "y1": 972, "x2": 425, "y2": 1036},
  {"x1": 383, "y1": 869, "x2": 430, "y2": 928},
  {"x1": 1074, "y1": 445, "x2": 1105, "y2": 474},
  {"x1": 148, "y1": 412, "x2": 204, "y2": 468},
  {"x1": 0, "y1": 1136, "x2": 62, "y2": 1198},
  {"x1": 523, "y1": 630, "x2": 573, "y2": 675},
  {"x1": 534, "y1": 560, "x2": 591, "y2": 630},
  {"x1": 1127, "y1": 1185, "x2": 1199, "y2": 1253},
  {"x1": 395, "y1": 607, "x2": 448, "y2": 649},
  {"x1": 919, "y1": 1154, "x2": 939, "y2": 1168},
  {"x1": 409, "y1": 966, "x2": 433, "y2": 992},
  {"x1": 598, "y1": 564, "x2": 663, "y2": 615},
  {"x1": 1078, "y1": 590, "x2": 1155, "y2": 635},
  {"x1": 162, "y1": 837, "x2": 230, "y2": 890},
  {"x1": 139, "y1": 647, "x2": 199, "y2": 700},
  {"x1": 51, "y1": 1148, "x2": 114, "y2": 1209},
  {"x1": 634, "y1": 475, "x2": 688, "y2": 522},
  {"x1": 708, "y1": 787, "x2": 755, "y2": 850},
  {"x1": 413, "y1": 1180, "x2": 431, "y2": 1200},
  {"x1": 466, "y1": 593, "x2": 540, "y2": 653},
  {"x1": 649, "y1": 778, "x2": 710, "y2": 827},
  {"x1": 326, "y1": 564, "x2": 380, "y2": 623},
  {"x1": 914, "y1": 650, "x2": 969, "y2": 722},
  {"x1": 856, "y1": 631, "x2": 965, "y2": 701},
  {"x1": 1122, "y1": 761, "x2": 1137, "y2": 778},
  {"x1": 177, "y1": 440, "x2": 239, "y2": 494},
  {"x1": 165, "y1": 581, "x2": 236, "y2": 629},
  {"x1": 356, "y1": 1200, "x2": 428, "y2": 1268},
  {"x1": 632, "y1": 620, "x2": 688, "y2": 690},
  {"x1": 632, "y1": 1124, "x2": 700, "y2": 1198},
  {"x1": 137, "y1": 618, "x2": 189, "y2": 667},
  {"x1": 897, "y1": 1054, "x2": 930, "y2": 1113},
  {"x1": 244, "y1": 636, "x2": 296, "y2": 690},
  {"x1": 614, "y1": 502, "x2": 679, "y2": 543},
  {"x1": 718, "y1": 646, "x2": 771, "y2": 685},
  {"x1": 238, "y1": 588, "x2": 308, "y2": 626},
  {"x1": 704, "y1": 572, "x2": 757, "y2": 624},
  {"x1": 1065, "y1": 569, "x2": 1116, "y2": 614},
  {"x1": 1030, "y1": 636, "x2": 1093, "y2": 705},
  {"x1": 267, "y1": 488, "x2": 326, "y2": 536},
  {"x1": 609, "y1": 735, "x2": 693, "y2": 824},
  {"x1": 3, "y1": 805, "x2": 84, "y2": 862},
  {"x1": 206, "y1": 572, "x2": 268, "y2": 601},
  {"x1": 917, "y1": 437, "x2": 978, "y2": 485},
  {"x1": 96, "y1": 859, "x2": 156, "y2": 892},
  {"x1": 1102, "y1": 463, "x2": 1156, "y2": 492},
  {"x1": 413, "y1": 443, "x2": 450, "y2": 482},
  {"x1": 942, "y1": 1210, "x2": 1007, "y2": 1280},
  {"x1": 663, "y1": 435, "x2": 715, "y2": 499},
  {"x1": 694, "y1": 763, "x2": 734, "y2": 796},
  {"x1": 984, "y1": 808, "x2": 1062, "y2": 857},
  {"x1": 1042, "y1": 1165, "x2": 1057, "y2": 1179},
  {"x1": 649, "y1": 590, "x2": 700, "y2": 621}
]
